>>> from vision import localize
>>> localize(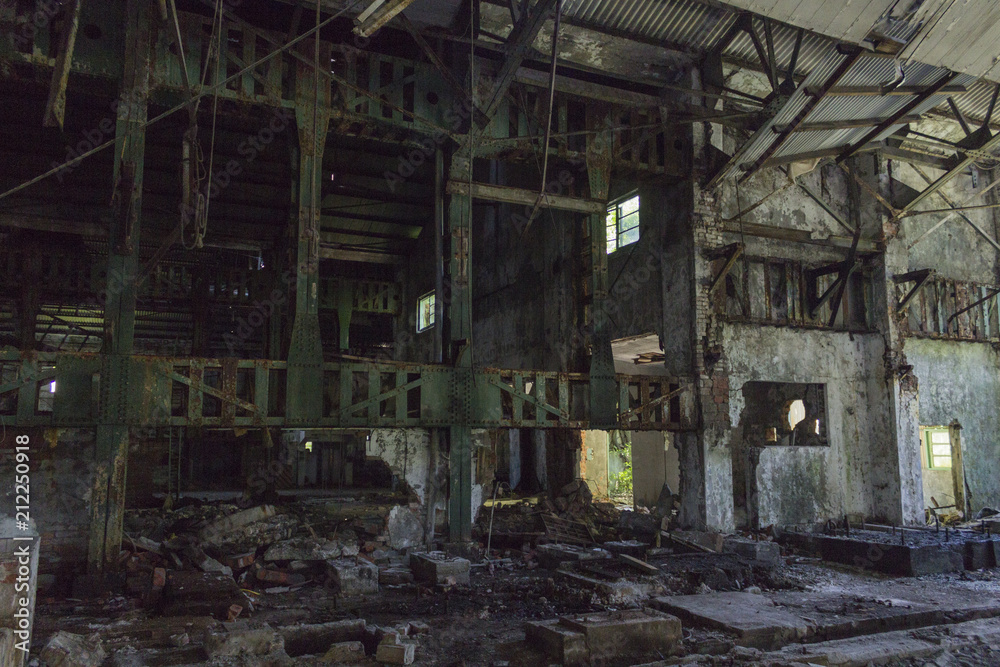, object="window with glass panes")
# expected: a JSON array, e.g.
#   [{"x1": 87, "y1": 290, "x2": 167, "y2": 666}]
[
  {"x1": 924, "y1": 428, "x2": 952, "y2": 469},
  {"x1": 606, "y1": 193, "x2": 640, "y2": 253},
  {"x1": 417, "y1": 291, "x2": 435, "y2": 333}
]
